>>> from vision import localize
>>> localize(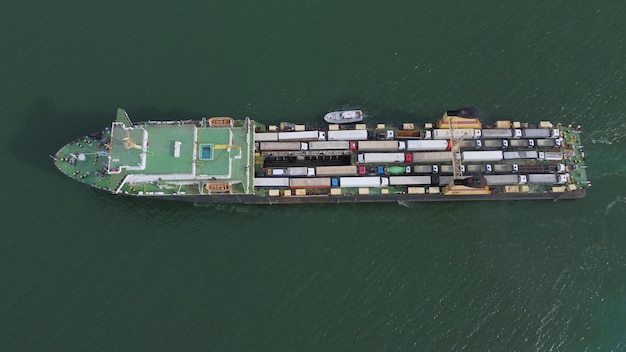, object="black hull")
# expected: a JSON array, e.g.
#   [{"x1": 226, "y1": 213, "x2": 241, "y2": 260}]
[{"x1": 147, "y1": 189, "x2": 587, "y2": 204}]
